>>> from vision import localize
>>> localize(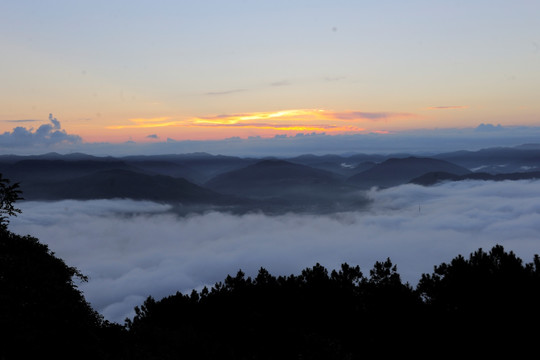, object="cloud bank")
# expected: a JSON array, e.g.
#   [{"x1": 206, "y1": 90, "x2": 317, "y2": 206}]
[
  {"x1": 6, "y1": 121, "x2": 540, "y2": 157},
  {"x1": 3, "y1": 113, "x2": 540, "y2": 157},
  {"x1": 9, "y1": 179, "x2": 540, "y2": 323},
  {"x1": 0, "y1": 114, "x2": 81, "y2": 150},
  {"x1": 76, "y1": 125, "x2": 540, "y2": 157}
]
